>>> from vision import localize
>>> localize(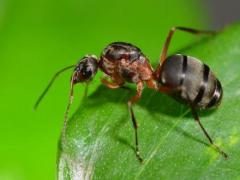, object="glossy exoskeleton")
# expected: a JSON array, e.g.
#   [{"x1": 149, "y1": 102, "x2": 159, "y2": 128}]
[
  {"x1": 34, "y1": 27, "x2": 228, "y2": 163},
  {"x1": 156, "y1": 54, "x2": 222, "y2": 109}
]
